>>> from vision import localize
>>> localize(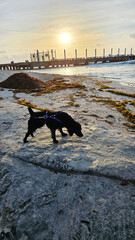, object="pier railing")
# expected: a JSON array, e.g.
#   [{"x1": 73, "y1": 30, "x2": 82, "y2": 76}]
[{"x1": 0, "y1": 54, "x2": 135, "y2": 70}]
